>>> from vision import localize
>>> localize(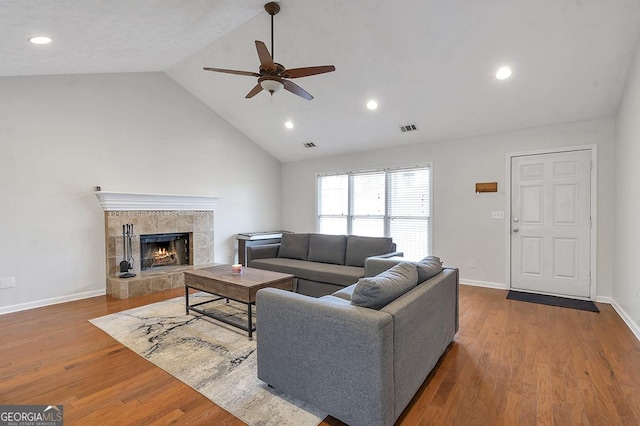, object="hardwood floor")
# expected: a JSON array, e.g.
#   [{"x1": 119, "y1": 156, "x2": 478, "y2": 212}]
[{"x1": 1, "y1": 285, "x2": 639, "y2": 425}]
